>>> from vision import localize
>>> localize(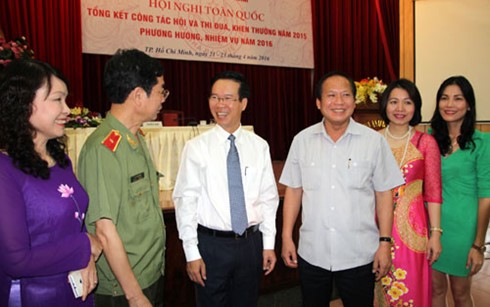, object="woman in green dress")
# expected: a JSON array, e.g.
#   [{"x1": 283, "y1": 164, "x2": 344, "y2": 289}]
[{"x1": 430, "y1": 76, "x2": 490, "y2": 307}]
